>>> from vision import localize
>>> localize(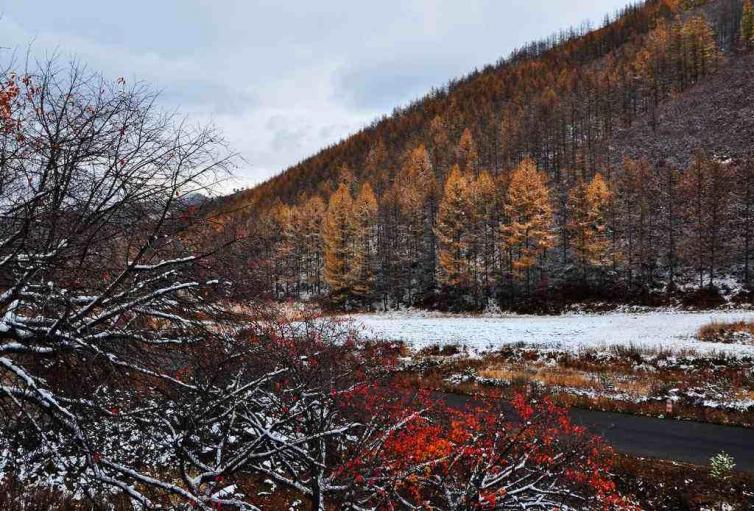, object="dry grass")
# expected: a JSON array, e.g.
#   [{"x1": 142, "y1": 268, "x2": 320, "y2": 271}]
[
  {"x1": 734, "y1": 388, "x2": 754, "y2": 401},
  {"x1": 479, "y1": 365, "x2": 600, "y2": 390},
  {"x1": 409, "y1": 341, "x2": 754, "y2": 426},
  {"x1": 478, "y1": 367, "x2": 525, "y2": 381},
  {"x1": 535, "y1": 368, "x2": 597, "y2": 388},
  {"x1": 614, "y1": 379, "x2": 653, "y2": 395},
  {"x1": 698, "y1": 320, "x2": 754, "y2": 343}
]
